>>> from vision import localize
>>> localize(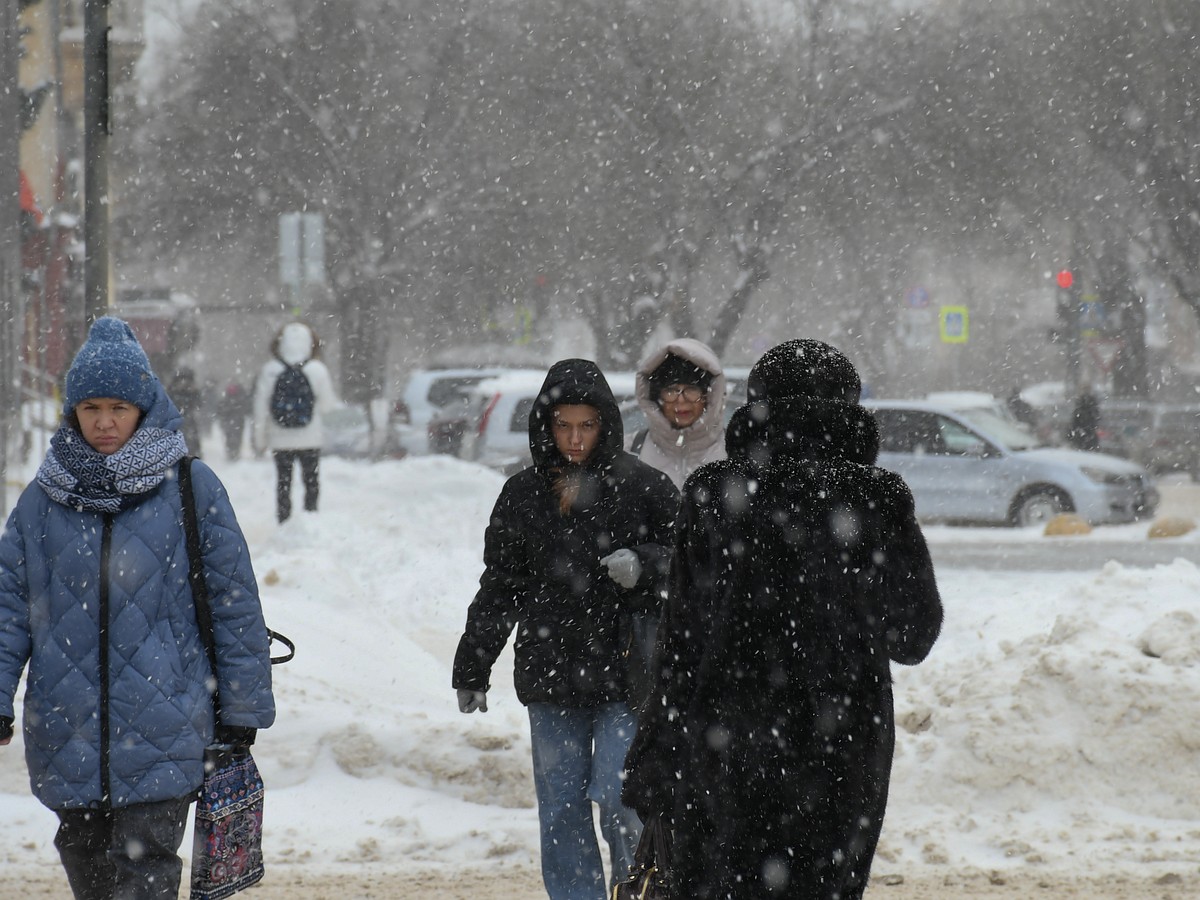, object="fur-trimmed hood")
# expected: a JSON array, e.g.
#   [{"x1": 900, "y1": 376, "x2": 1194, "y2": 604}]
[{"x1": 636, "y1": 338, "x2": 726, "y2": 445}]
